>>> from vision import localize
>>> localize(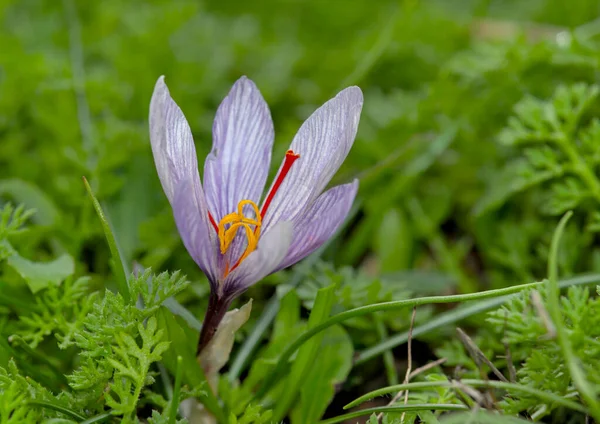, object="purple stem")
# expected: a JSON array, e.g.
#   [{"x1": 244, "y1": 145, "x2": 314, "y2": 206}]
[{"x1": 197, "y1": 292, "x2": 231, "y2": 355}]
